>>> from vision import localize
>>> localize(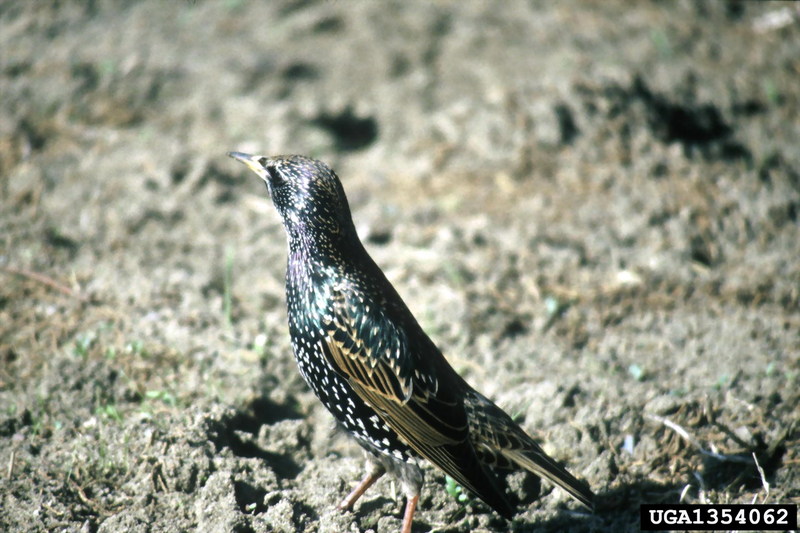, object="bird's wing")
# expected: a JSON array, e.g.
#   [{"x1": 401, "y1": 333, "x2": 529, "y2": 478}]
[
  {"x1": 320, "y1": 283, "x2": 513, "y2": 516},
  {"x1": 321, "y1": 284, "x2": 465, "y2": 446}
]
